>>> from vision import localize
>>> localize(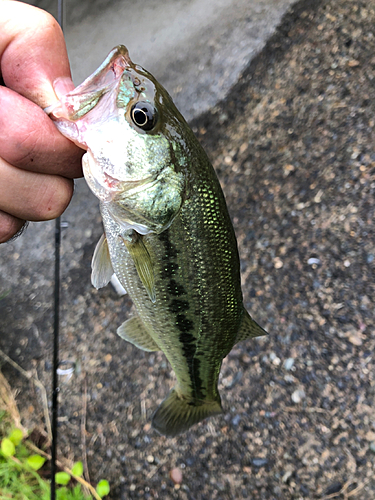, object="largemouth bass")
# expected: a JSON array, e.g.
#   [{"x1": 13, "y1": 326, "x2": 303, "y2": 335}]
[{"x1": 46, "y1": 46, "x2": 266, "y2": 437}]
